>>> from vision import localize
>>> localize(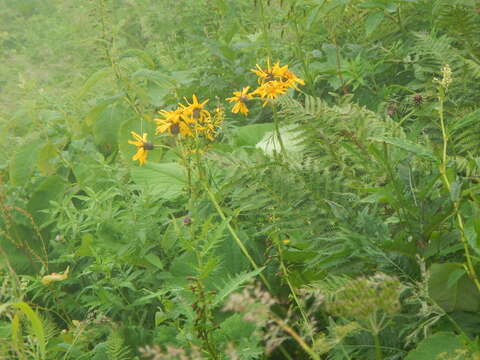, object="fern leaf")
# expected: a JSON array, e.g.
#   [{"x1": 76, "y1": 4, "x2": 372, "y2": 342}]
[{"x1": 213, "y1": 268, "x2": 265, "y2": 307}]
